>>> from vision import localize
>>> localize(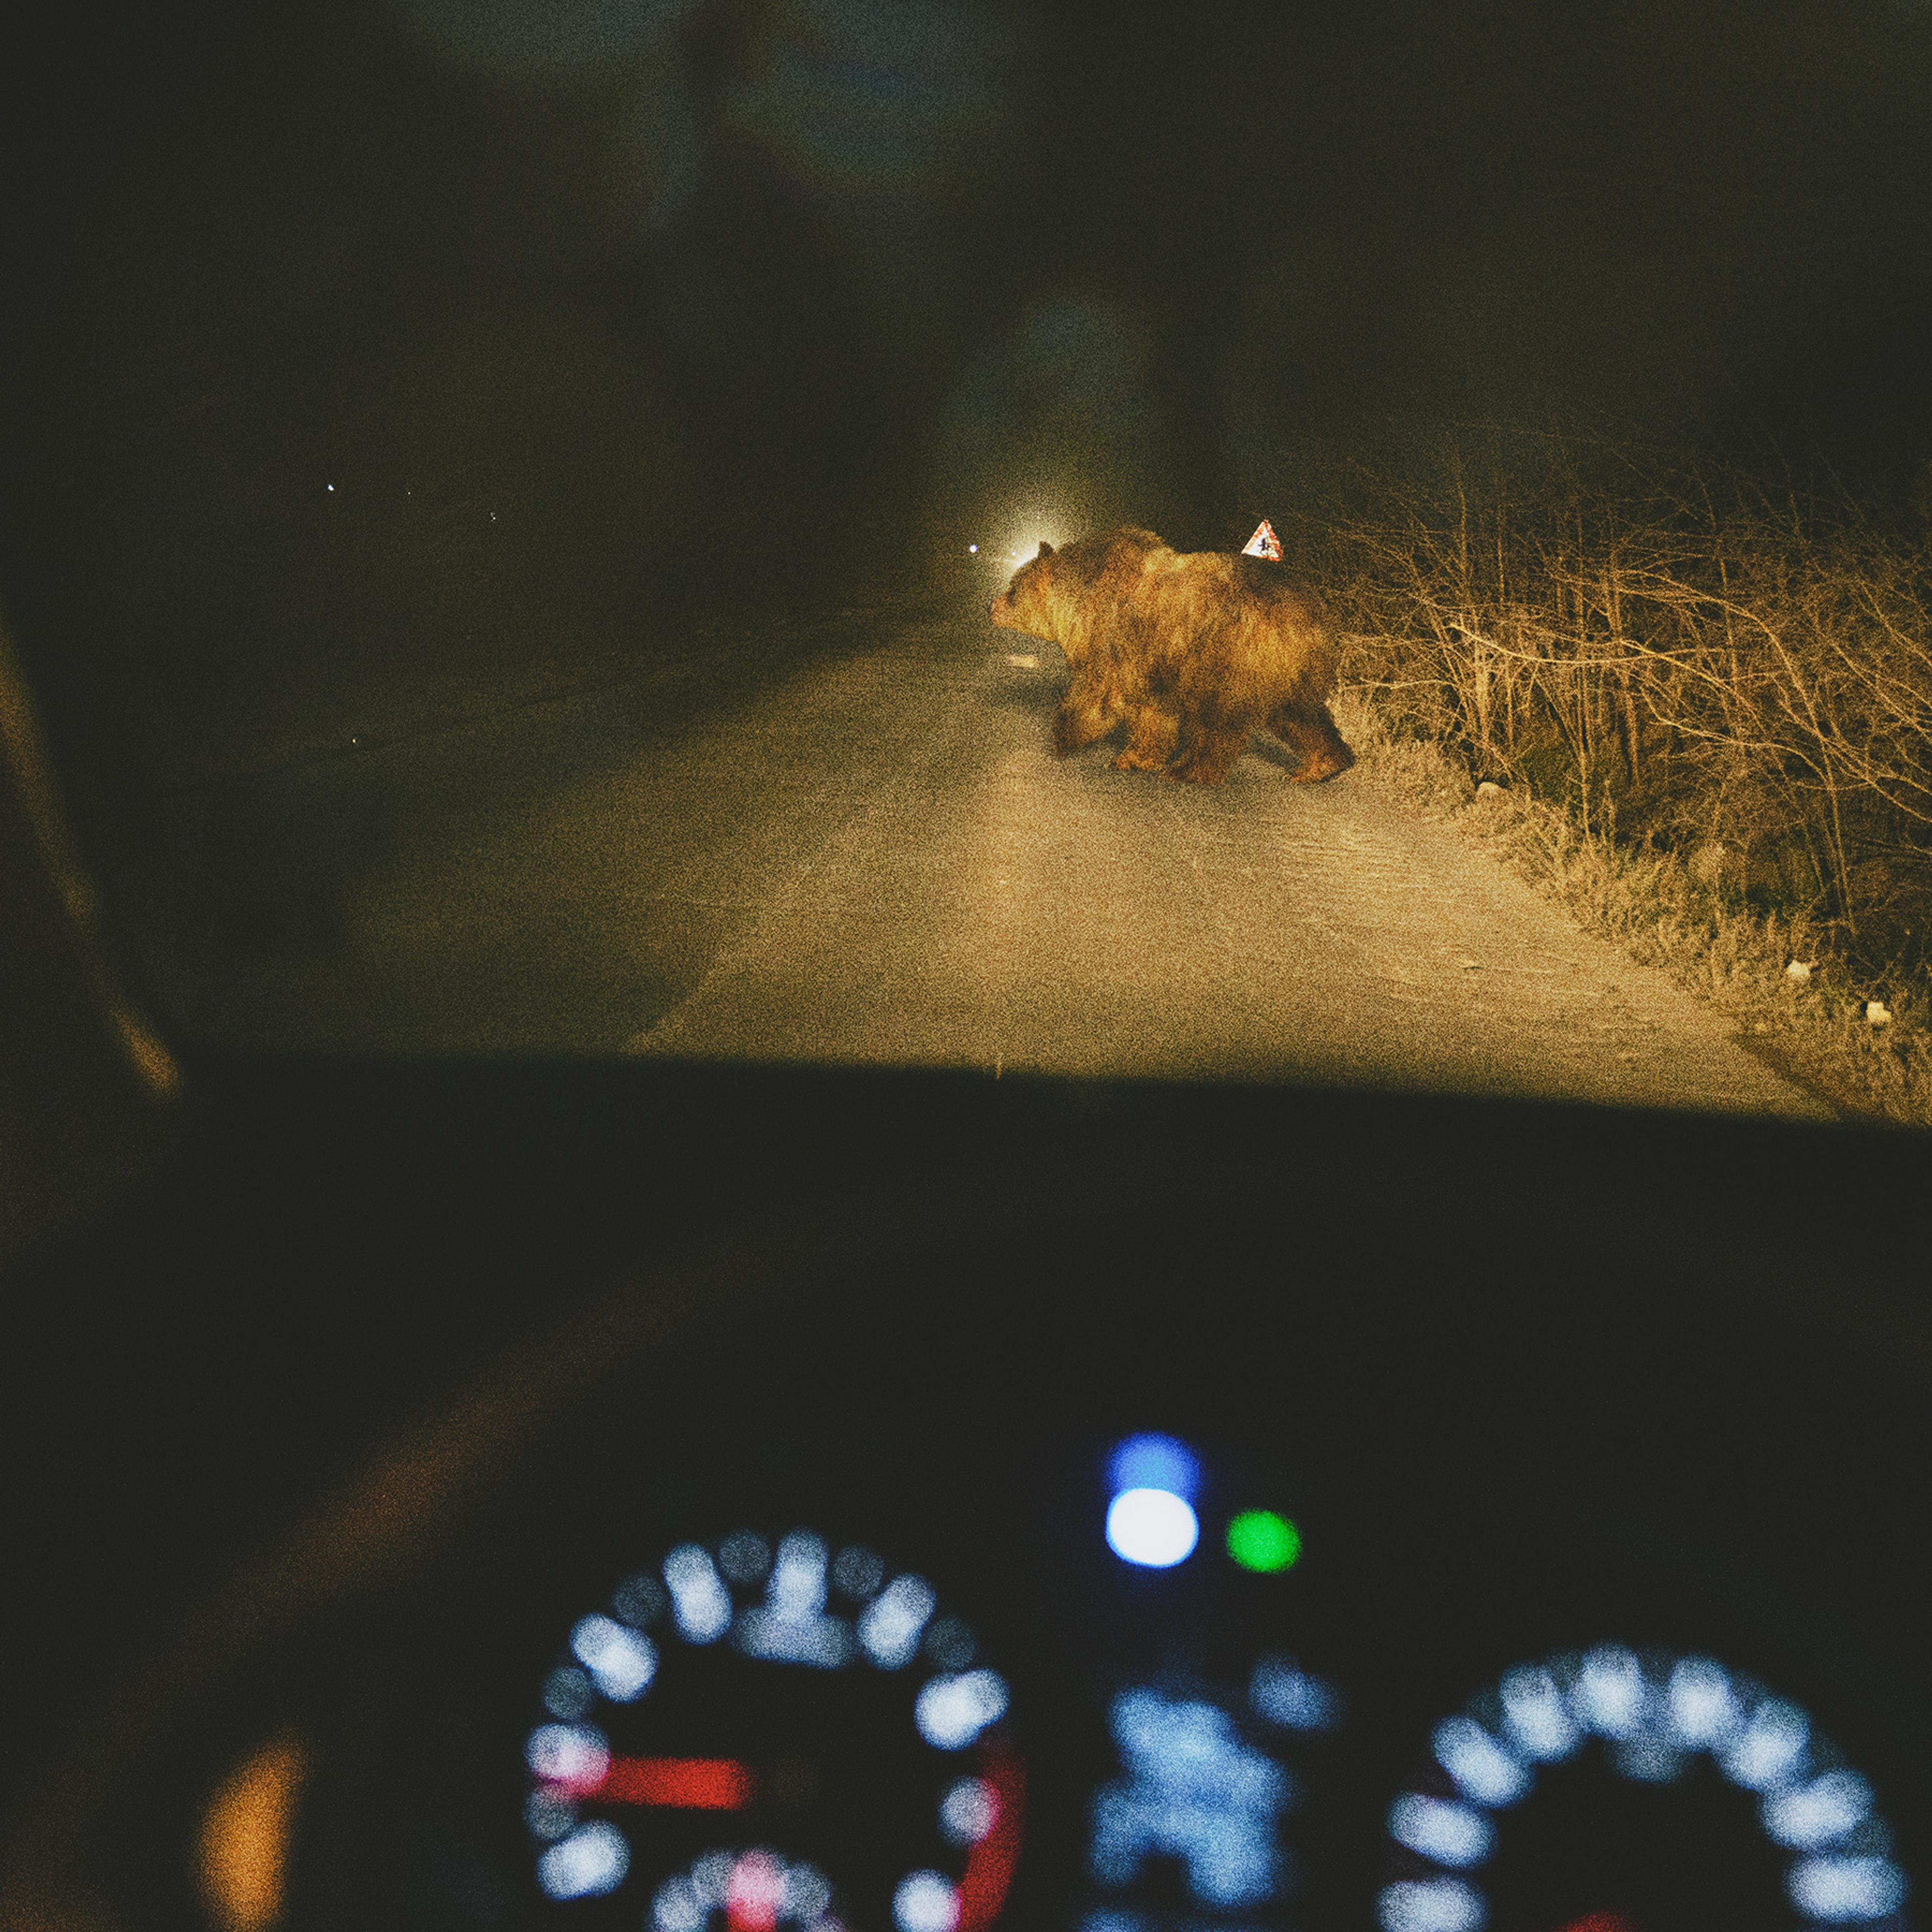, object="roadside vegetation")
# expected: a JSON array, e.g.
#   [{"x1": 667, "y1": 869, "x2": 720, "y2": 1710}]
[{"x1": 1287, "y1": 425, "x2": 1932, "y2": 1126}]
